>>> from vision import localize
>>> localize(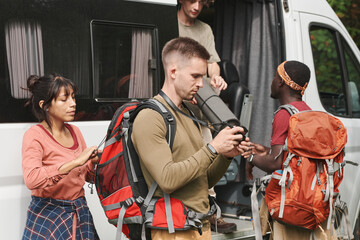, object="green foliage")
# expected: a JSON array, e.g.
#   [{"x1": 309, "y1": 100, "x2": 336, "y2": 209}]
[
  {"x1": 327, "y1": 0, "x2": 360, "y2": 49},
  {"x1": 311, "y1": 28, "x2": 342, "y2": 93}
]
